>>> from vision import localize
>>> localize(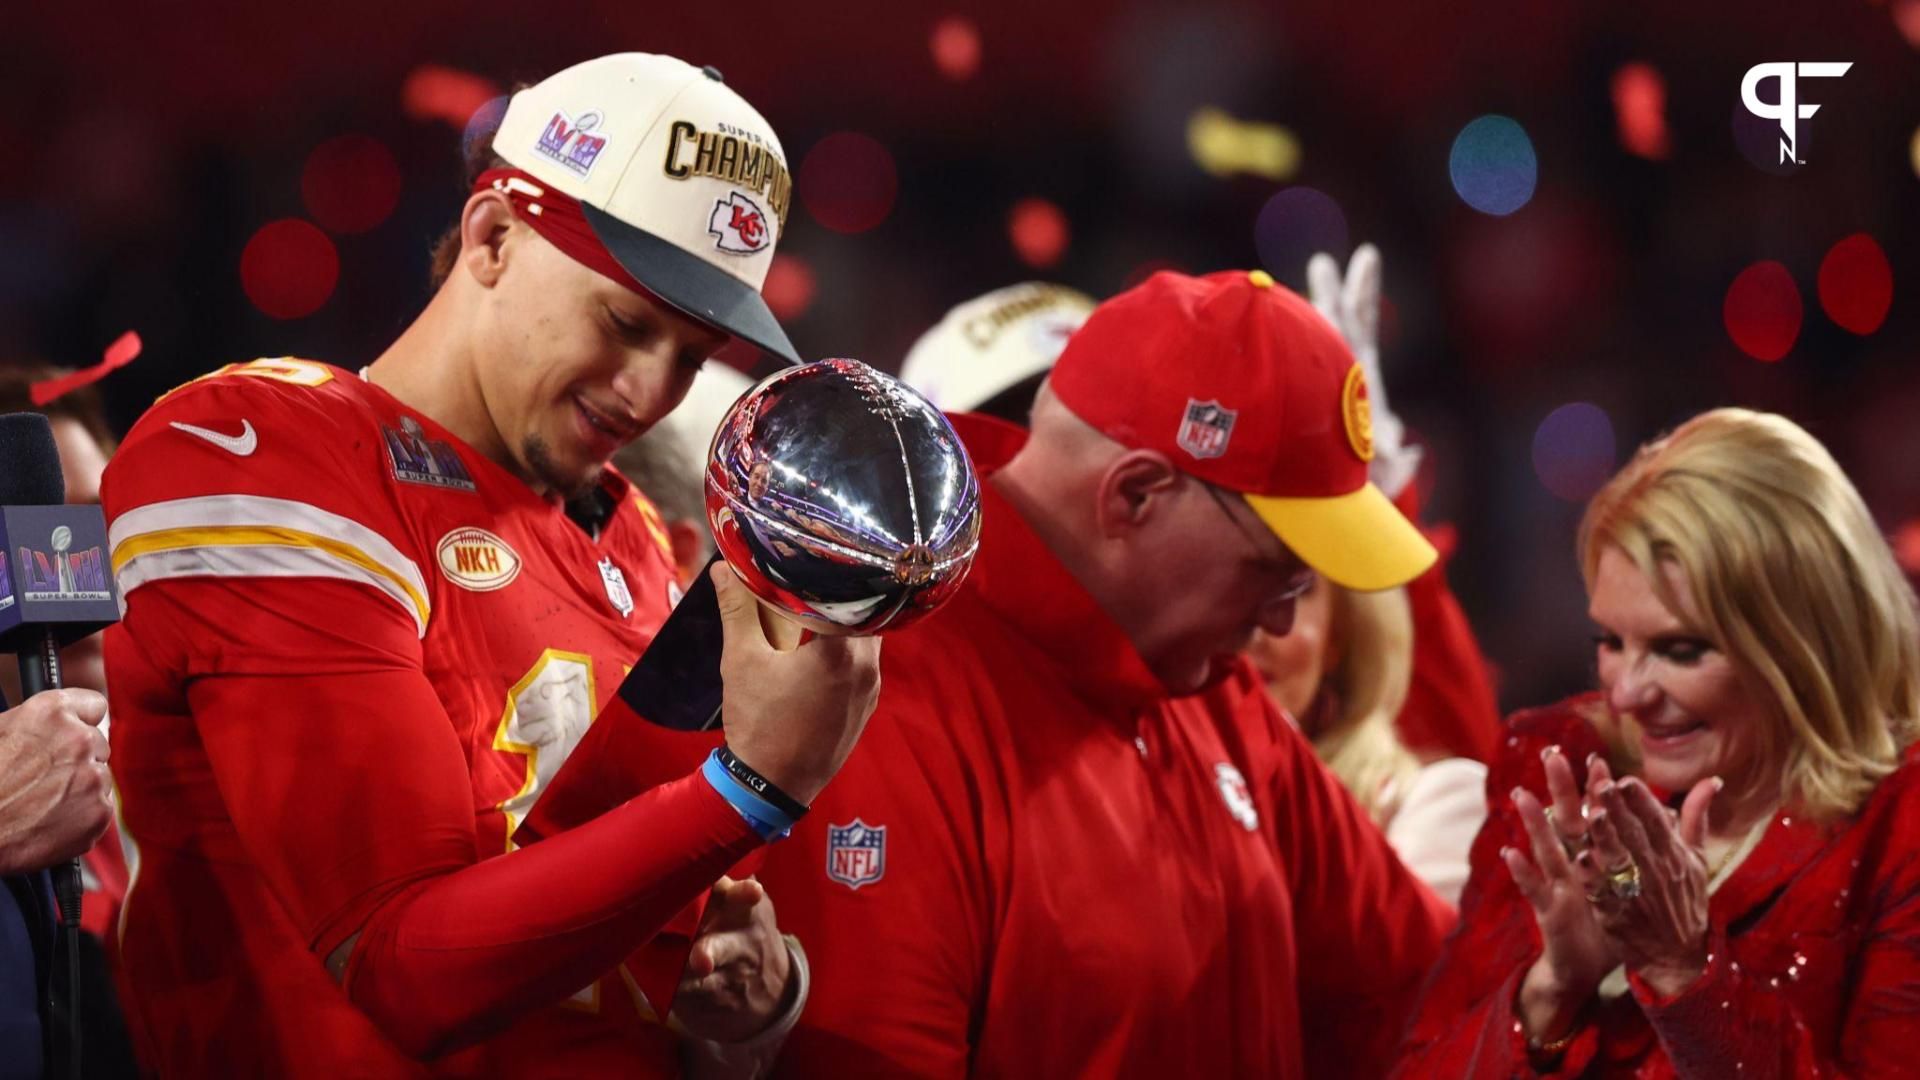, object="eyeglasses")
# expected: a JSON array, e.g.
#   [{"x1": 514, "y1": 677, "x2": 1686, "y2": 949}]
[{"x1": 1198, "y1": 481, "x2": 1317, "y2": 604}]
